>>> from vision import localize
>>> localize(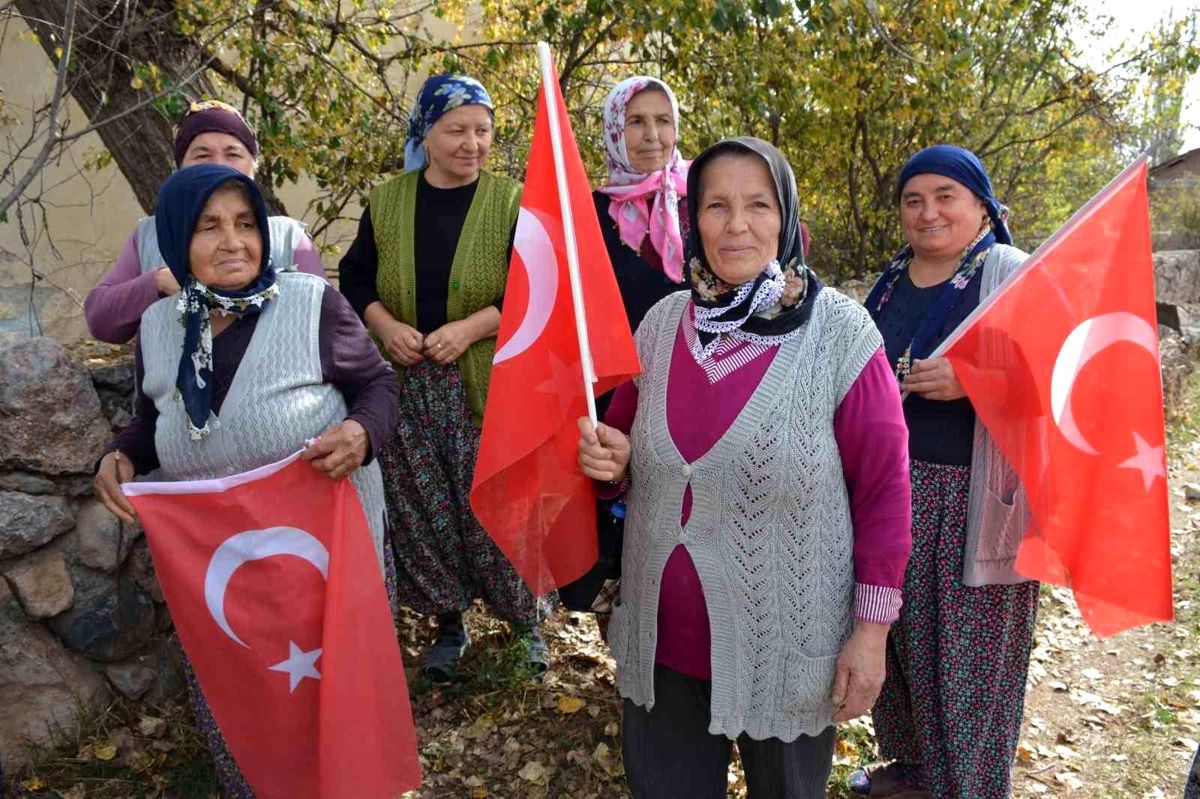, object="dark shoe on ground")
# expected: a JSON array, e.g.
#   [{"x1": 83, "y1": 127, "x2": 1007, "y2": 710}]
[
  {"x1": 848, "y1": 762, "x2": 931, "y2": 798},
  {"x1": 422, "y1": 613, "x2": 470, "y2": 684}
]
